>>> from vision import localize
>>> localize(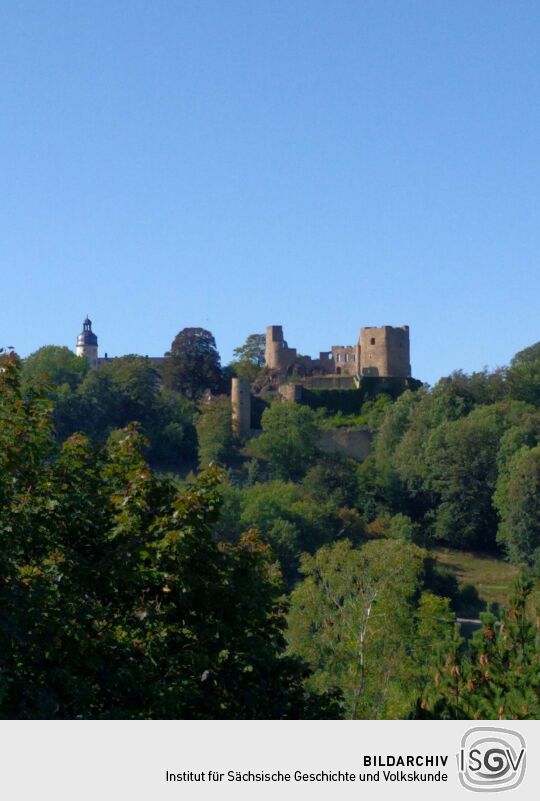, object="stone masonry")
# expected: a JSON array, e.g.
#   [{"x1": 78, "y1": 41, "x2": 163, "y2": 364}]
[{"x1": 264, "y1": 324, "x2": 411, "y2": 378}]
